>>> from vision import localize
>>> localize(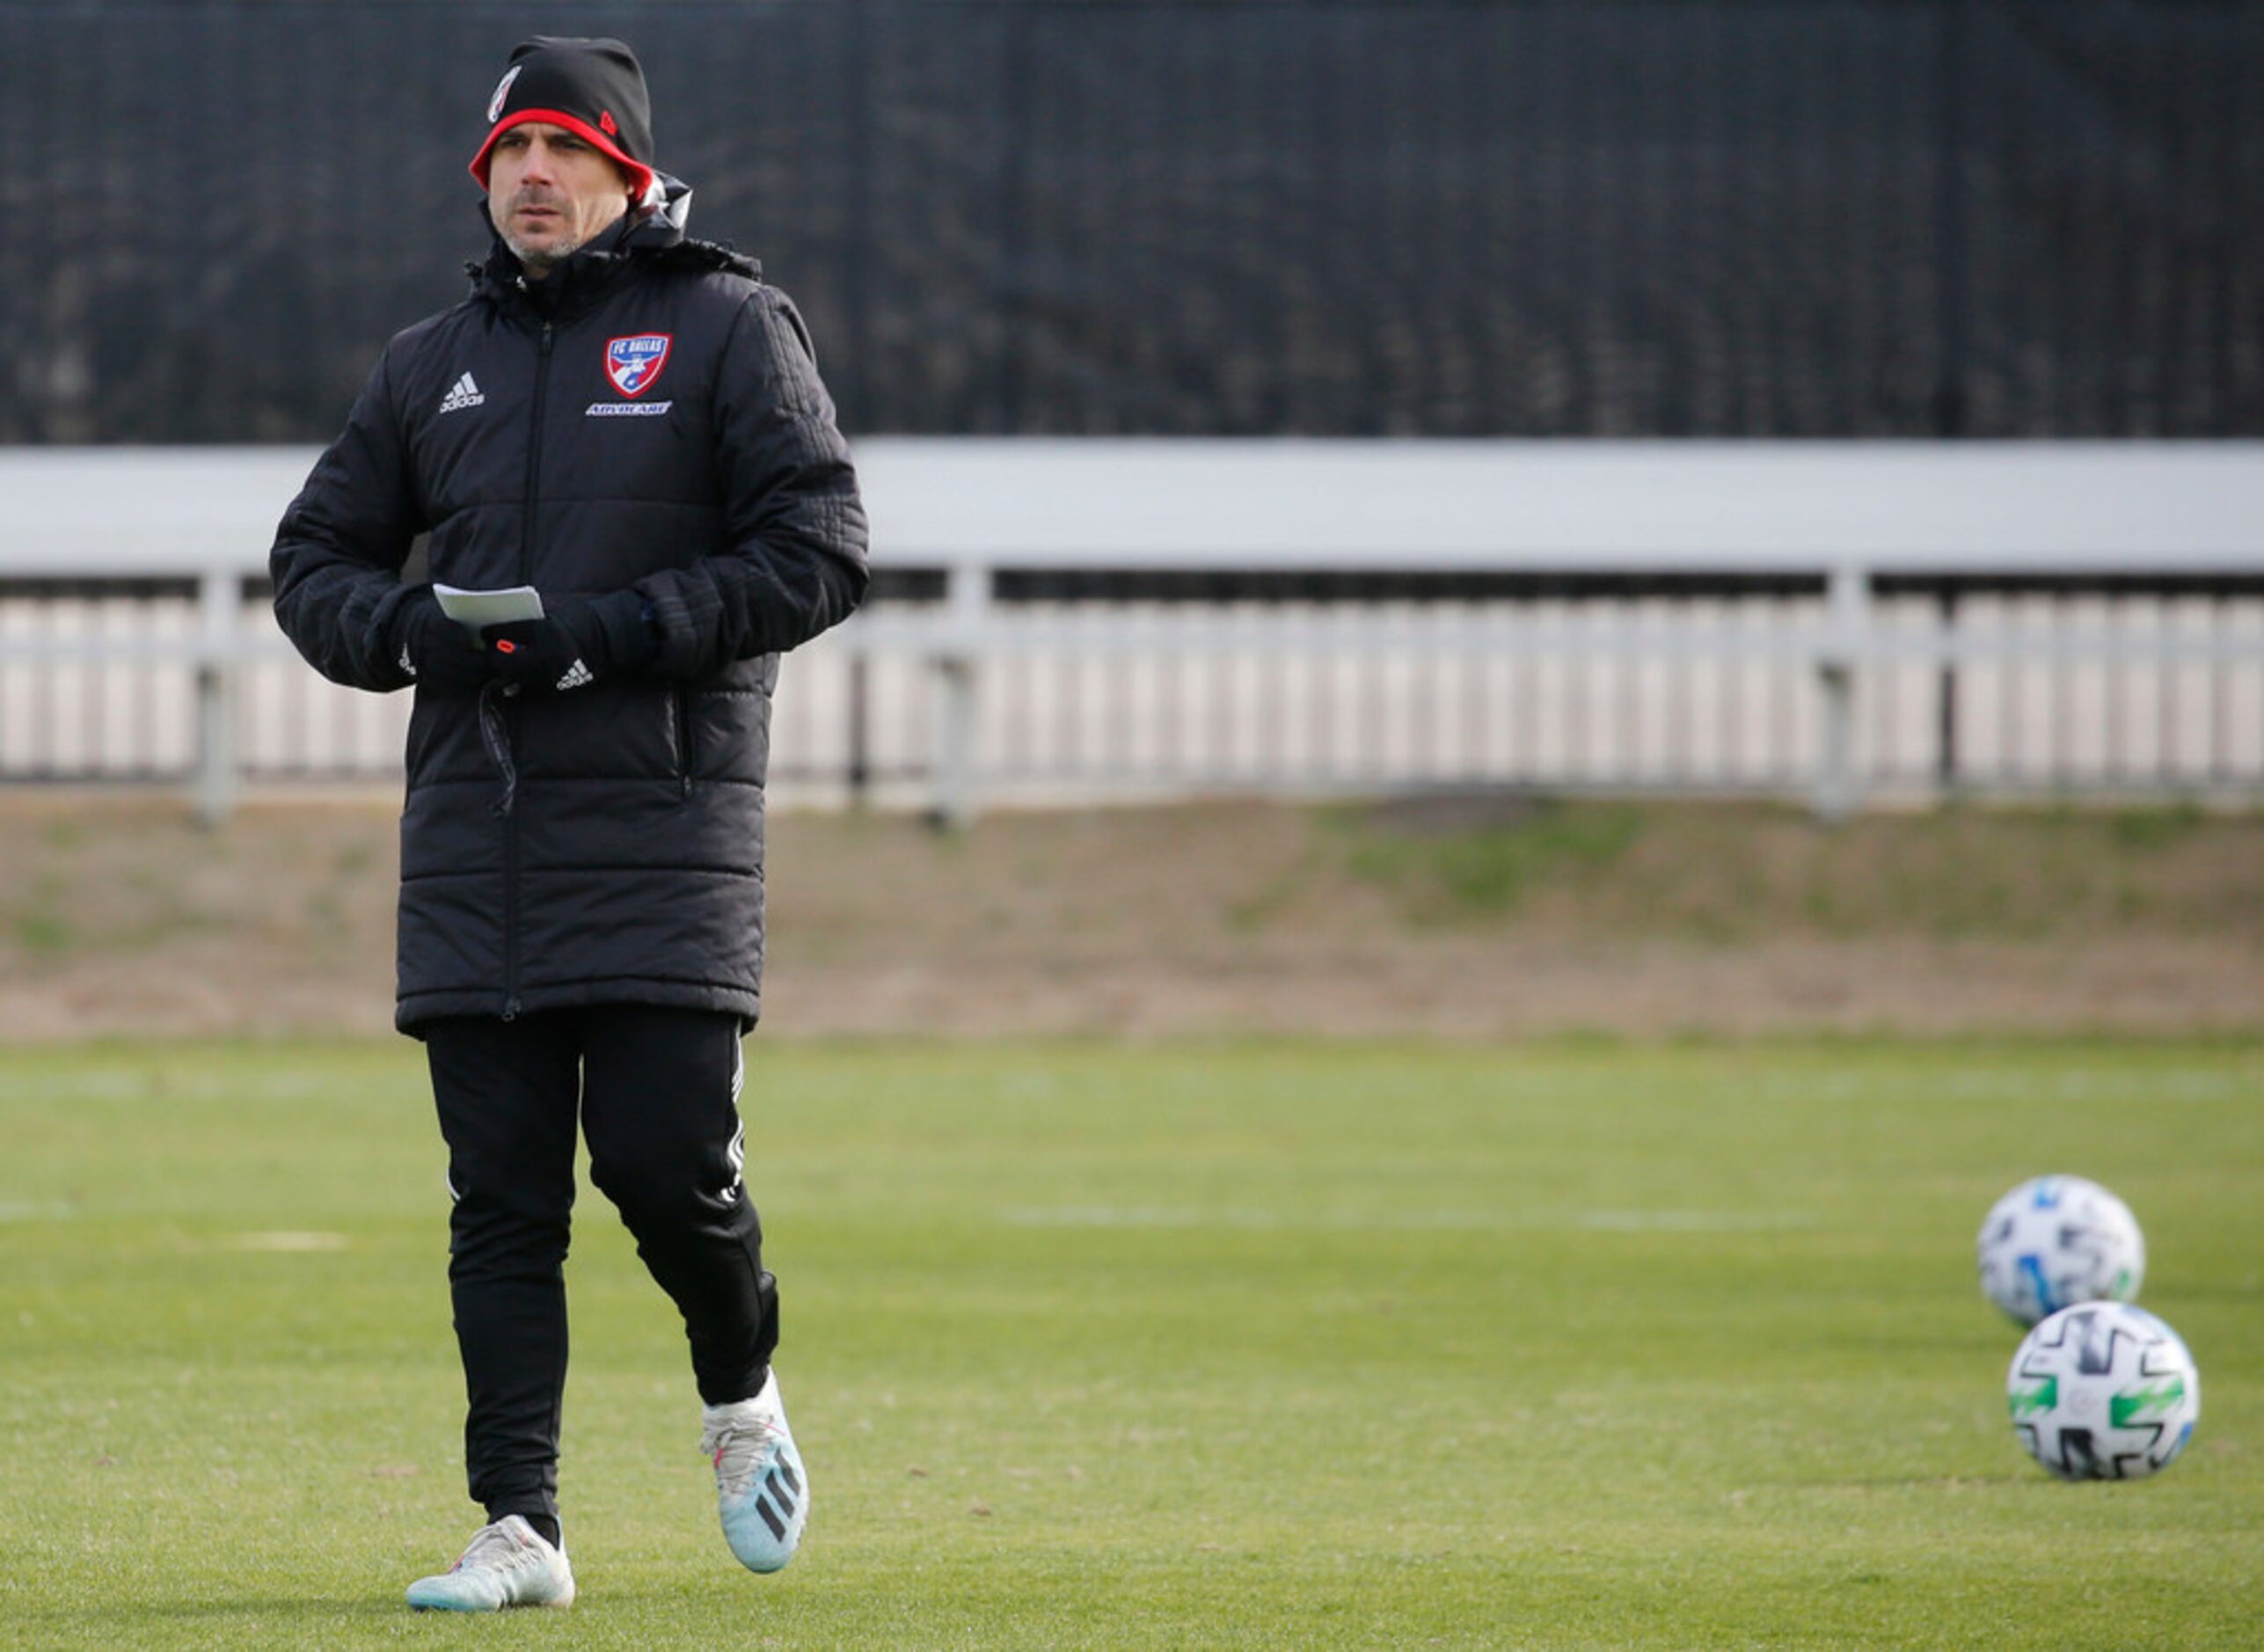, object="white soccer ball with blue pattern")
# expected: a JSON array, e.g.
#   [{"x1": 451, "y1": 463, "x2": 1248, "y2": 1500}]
[
  {"x1": 2007, "y1": 1302, "x2": 2199, "y2": 1481},
  {"x1": 1976, "y1": 1175, "x2": 2144, "y2": 1327}
]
